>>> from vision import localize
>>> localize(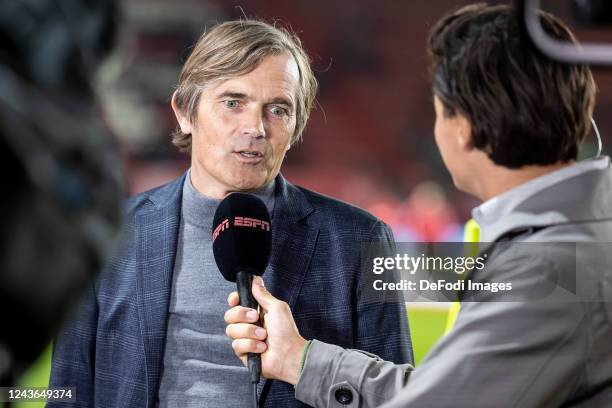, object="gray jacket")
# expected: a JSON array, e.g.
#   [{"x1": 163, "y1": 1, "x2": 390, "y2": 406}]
[{"x1": 295, "y1": 156, "x2": 612, "y2": 407}]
